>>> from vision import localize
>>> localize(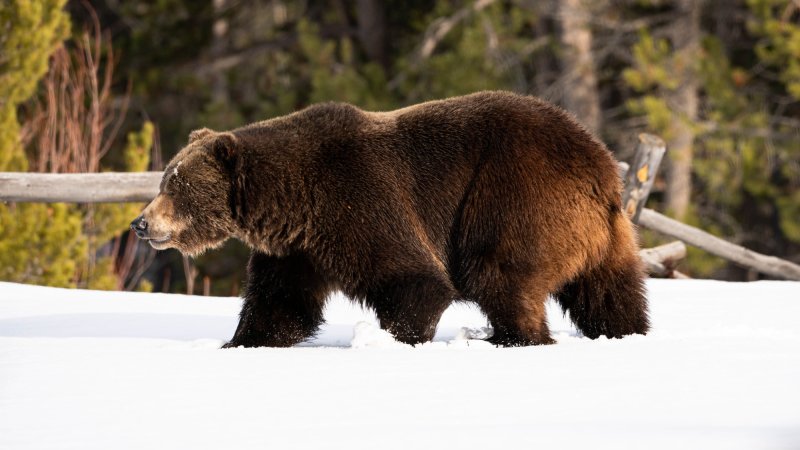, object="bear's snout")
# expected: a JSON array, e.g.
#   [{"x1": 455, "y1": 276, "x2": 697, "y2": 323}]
[{"x1": 130, "y1": 215, "x2": 148, "y2": 239}]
